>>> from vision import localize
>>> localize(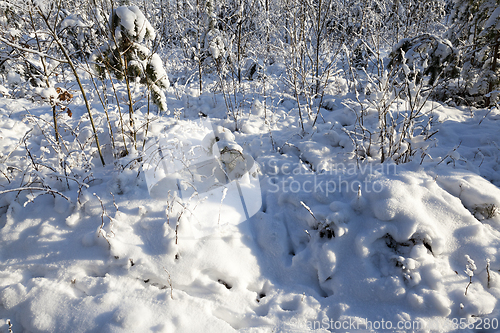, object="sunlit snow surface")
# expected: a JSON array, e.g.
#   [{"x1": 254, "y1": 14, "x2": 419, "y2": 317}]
[{"x1": 1, "y1": 80, "x2": 500, "y2": 333}]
